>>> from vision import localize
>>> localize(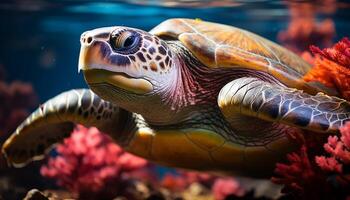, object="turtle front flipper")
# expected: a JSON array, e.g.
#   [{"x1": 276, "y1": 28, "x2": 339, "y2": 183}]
[
  {"x1": 218, "y1": 77, "x2": 350, "y2": 133},
  {"x1": 2, "y1": 89, "x2": 128, "y2": 167}
]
